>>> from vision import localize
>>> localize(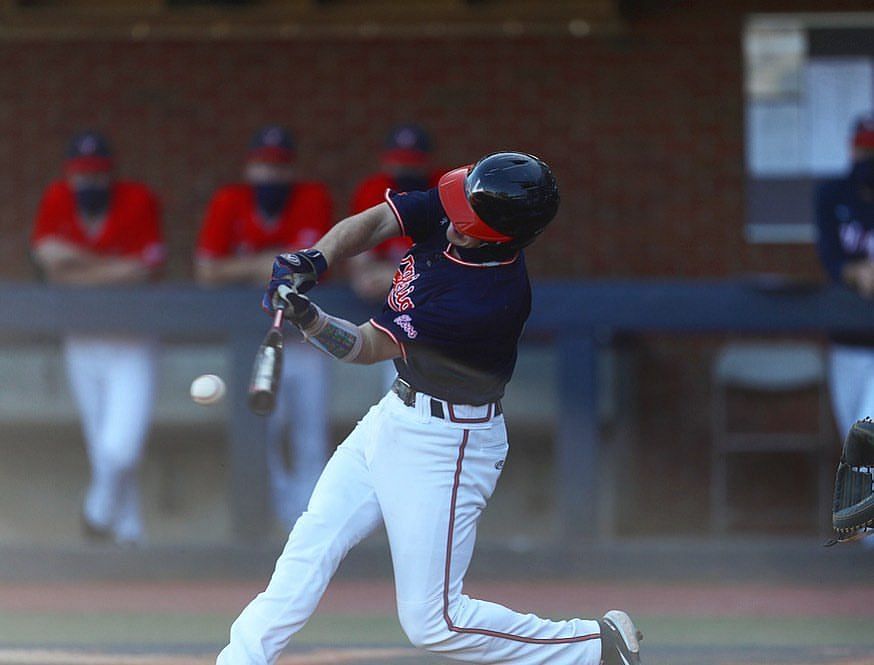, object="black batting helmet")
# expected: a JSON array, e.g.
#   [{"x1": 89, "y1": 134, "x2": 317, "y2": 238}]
[{"x1": 438, "y1": 151, "x2": 559, "y2": 249}]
